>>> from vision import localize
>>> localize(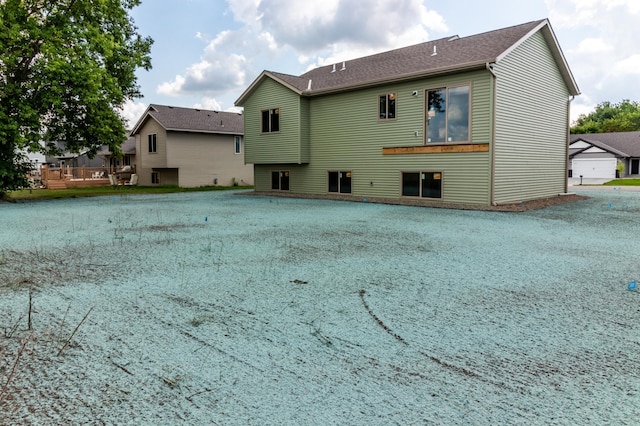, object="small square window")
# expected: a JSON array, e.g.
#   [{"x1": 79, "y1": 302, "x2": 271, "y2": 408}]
[{"x1": 261, "y1": 109, "x2": 280, "y2": 133}]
